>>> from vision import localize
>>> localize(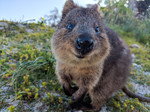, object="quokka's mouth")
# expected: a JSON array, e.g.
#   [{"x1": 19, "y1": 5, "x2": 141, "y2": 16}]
[
  {"x1": 75, "y1": 54, "x2": 85, "y2": 59},
  {"x1": 71, "y1": 50, "x2": 85, "y2": 59},
  {"x1": 74, "y1": 52, "x2": 85, "y2": 59}
]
